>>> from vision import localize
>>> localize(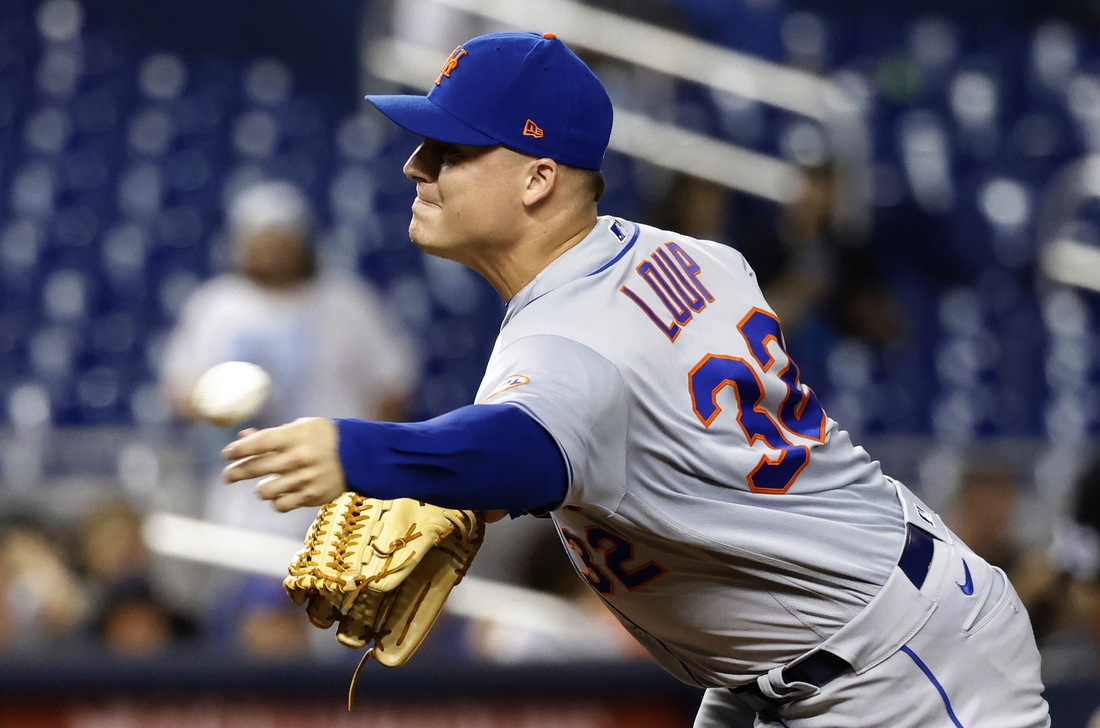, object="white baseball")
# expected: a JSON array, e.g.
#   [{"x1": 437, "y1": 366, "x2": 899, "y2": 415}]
[{"x1": 191, "y1": 361, "x2": 271, "y2": 427}]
